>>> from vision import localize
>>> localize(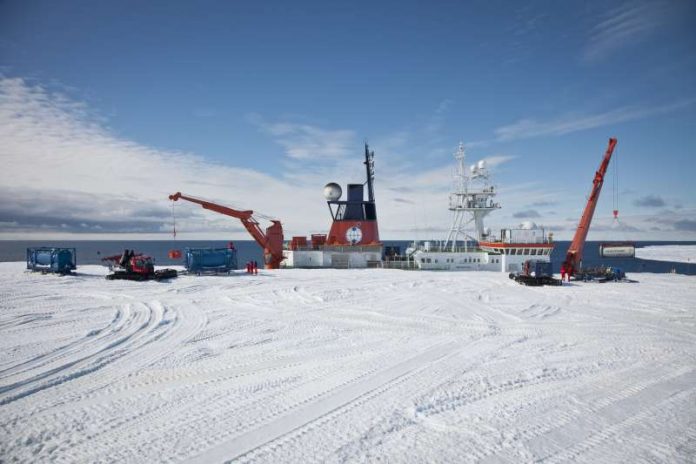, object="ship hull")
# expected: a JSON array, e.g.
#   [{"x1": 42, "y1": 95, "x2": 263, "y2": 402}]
[{"x1": 282, "y1": 245, "x2": 383, "y2": 269}]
